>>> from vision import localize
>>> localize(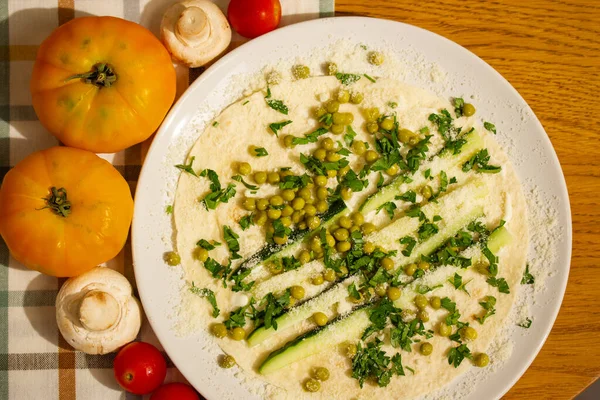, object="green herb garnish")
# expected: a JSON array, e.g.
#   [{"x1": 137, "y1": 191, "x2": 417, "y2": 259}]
[
  {"x1": 189, "y1": 282, "x2": 219, "y2": 317},
  {"x1": 175, "y1": 156, "x2": 198, "y2": 176},
  {"x1": 521, "y1": 264, "x2": 535, "y2": 284},
  {"x1": 486, "y1": 276, "x2": 510, "y2": 294},
  {"x1": 292, "y1": 127, "x2": 327, "y2": 145},
  {"x1": 335, "y1": 72, "x2": 362, "y2": 85},
  {"x1": 268, "y1": 120, "x2": 292, "y2": 136},
  {"x1": 364, "y1": 73, "x2": 376, "y2": 83},
  {"x1": 484, "y1": 122, "x2": 497, "y2": 134},
  {"x1": 518, "y1": 318, "x2": 532, "y2": 328},
  {"x1": 476, "y1": 295, "x2": 496, "y2": 324}
]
